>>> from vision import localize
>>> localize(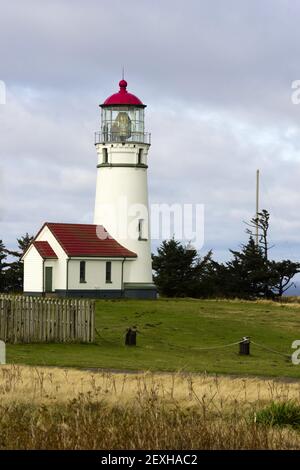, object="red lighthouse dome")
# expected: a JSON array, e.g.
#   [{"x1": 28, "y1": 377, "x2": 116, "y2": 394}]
[{"x1": 101, "y1": 80, "x2": 146, "y2": 107}]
